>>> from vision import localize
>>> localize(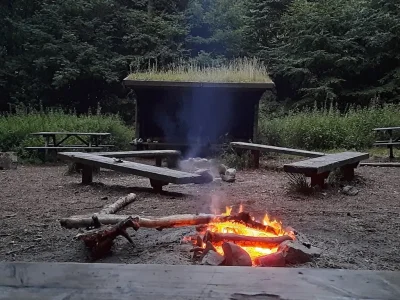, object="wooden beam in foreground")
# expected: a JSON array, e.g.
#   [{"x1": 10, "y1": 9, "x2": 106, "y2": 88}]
[{"x1": 0, "y1": 262, "x2": 399, "y2": 300}]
